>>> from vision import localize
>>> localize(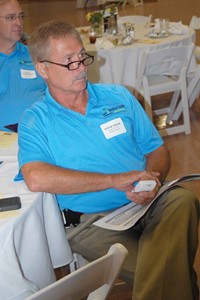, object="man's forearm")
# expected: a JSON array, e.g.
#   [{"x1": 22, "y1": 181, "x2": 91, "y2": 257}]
[
  {"x1": 22, "y1": 162, "x2": 113, "y2": 193},
  {"x1": 21, "y1": 161, "x2": 160, "y2": 195},
  {"x1": 145, "y1": 145, "x2": 171, "y2": 183}
]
